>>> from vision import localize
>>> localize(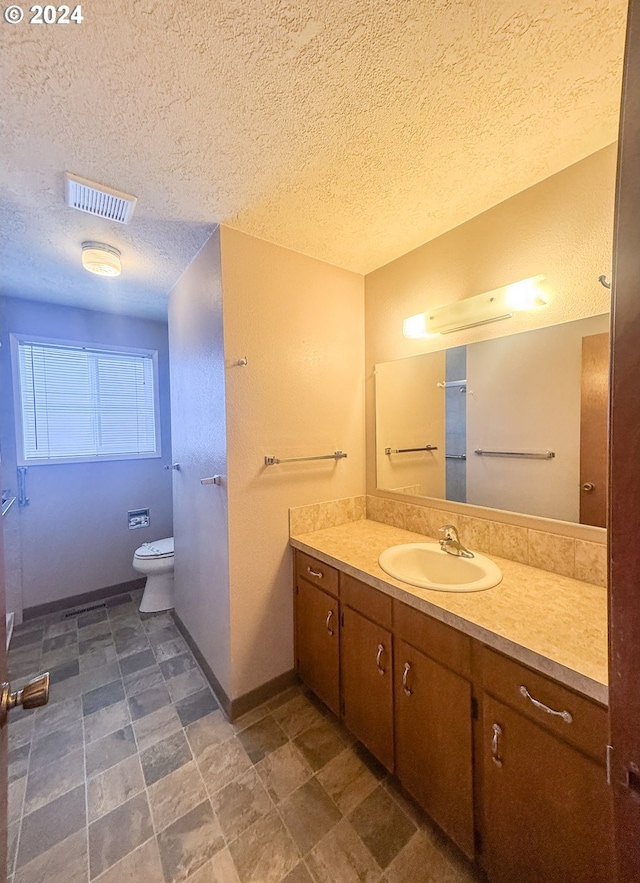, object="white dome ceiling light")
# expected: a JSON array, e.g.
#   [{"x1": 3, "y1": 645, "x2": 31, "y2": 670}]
[{"x1": 81, "y1": 242, "x2": 122, "y2": 277}]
